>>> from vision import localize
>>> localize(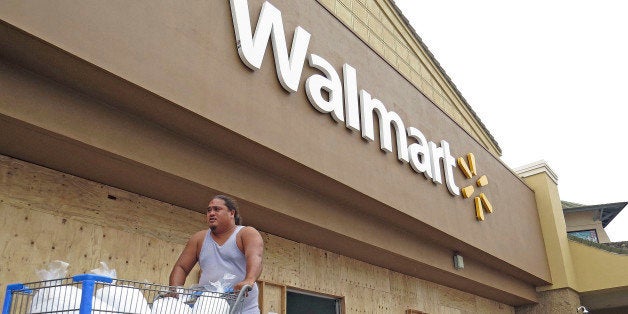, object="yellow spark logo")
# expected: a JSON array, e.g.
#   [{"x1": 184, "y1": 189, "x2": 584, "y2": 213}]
[{"x1": 457, "y1": 153, "x2": 493, "y2": 221}]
